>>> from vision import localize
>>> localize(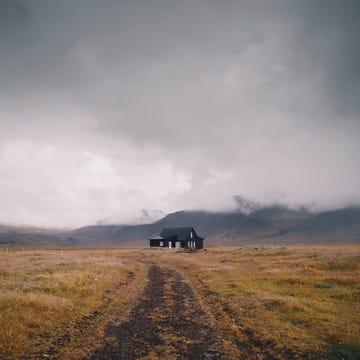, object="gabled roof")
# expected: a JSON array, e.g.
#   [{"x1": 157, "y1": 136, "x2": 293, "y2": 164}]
[{"x1": 159, "y1": 227, "x2": 197, "y2": 241}]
